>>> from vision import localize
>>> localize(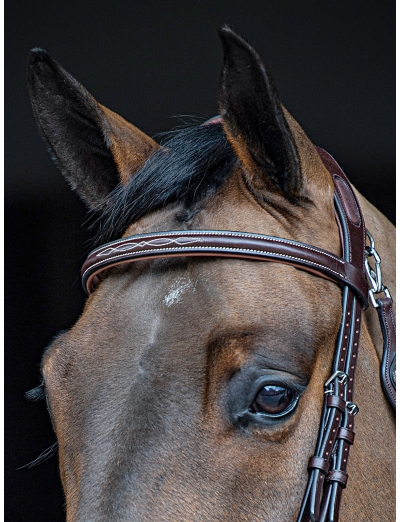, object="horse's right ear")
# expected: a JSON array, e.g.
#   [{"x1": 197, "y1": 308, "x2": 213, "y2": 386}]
[{"x1": 28, "y1": 48, "x2": 159, "y2": 210}]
